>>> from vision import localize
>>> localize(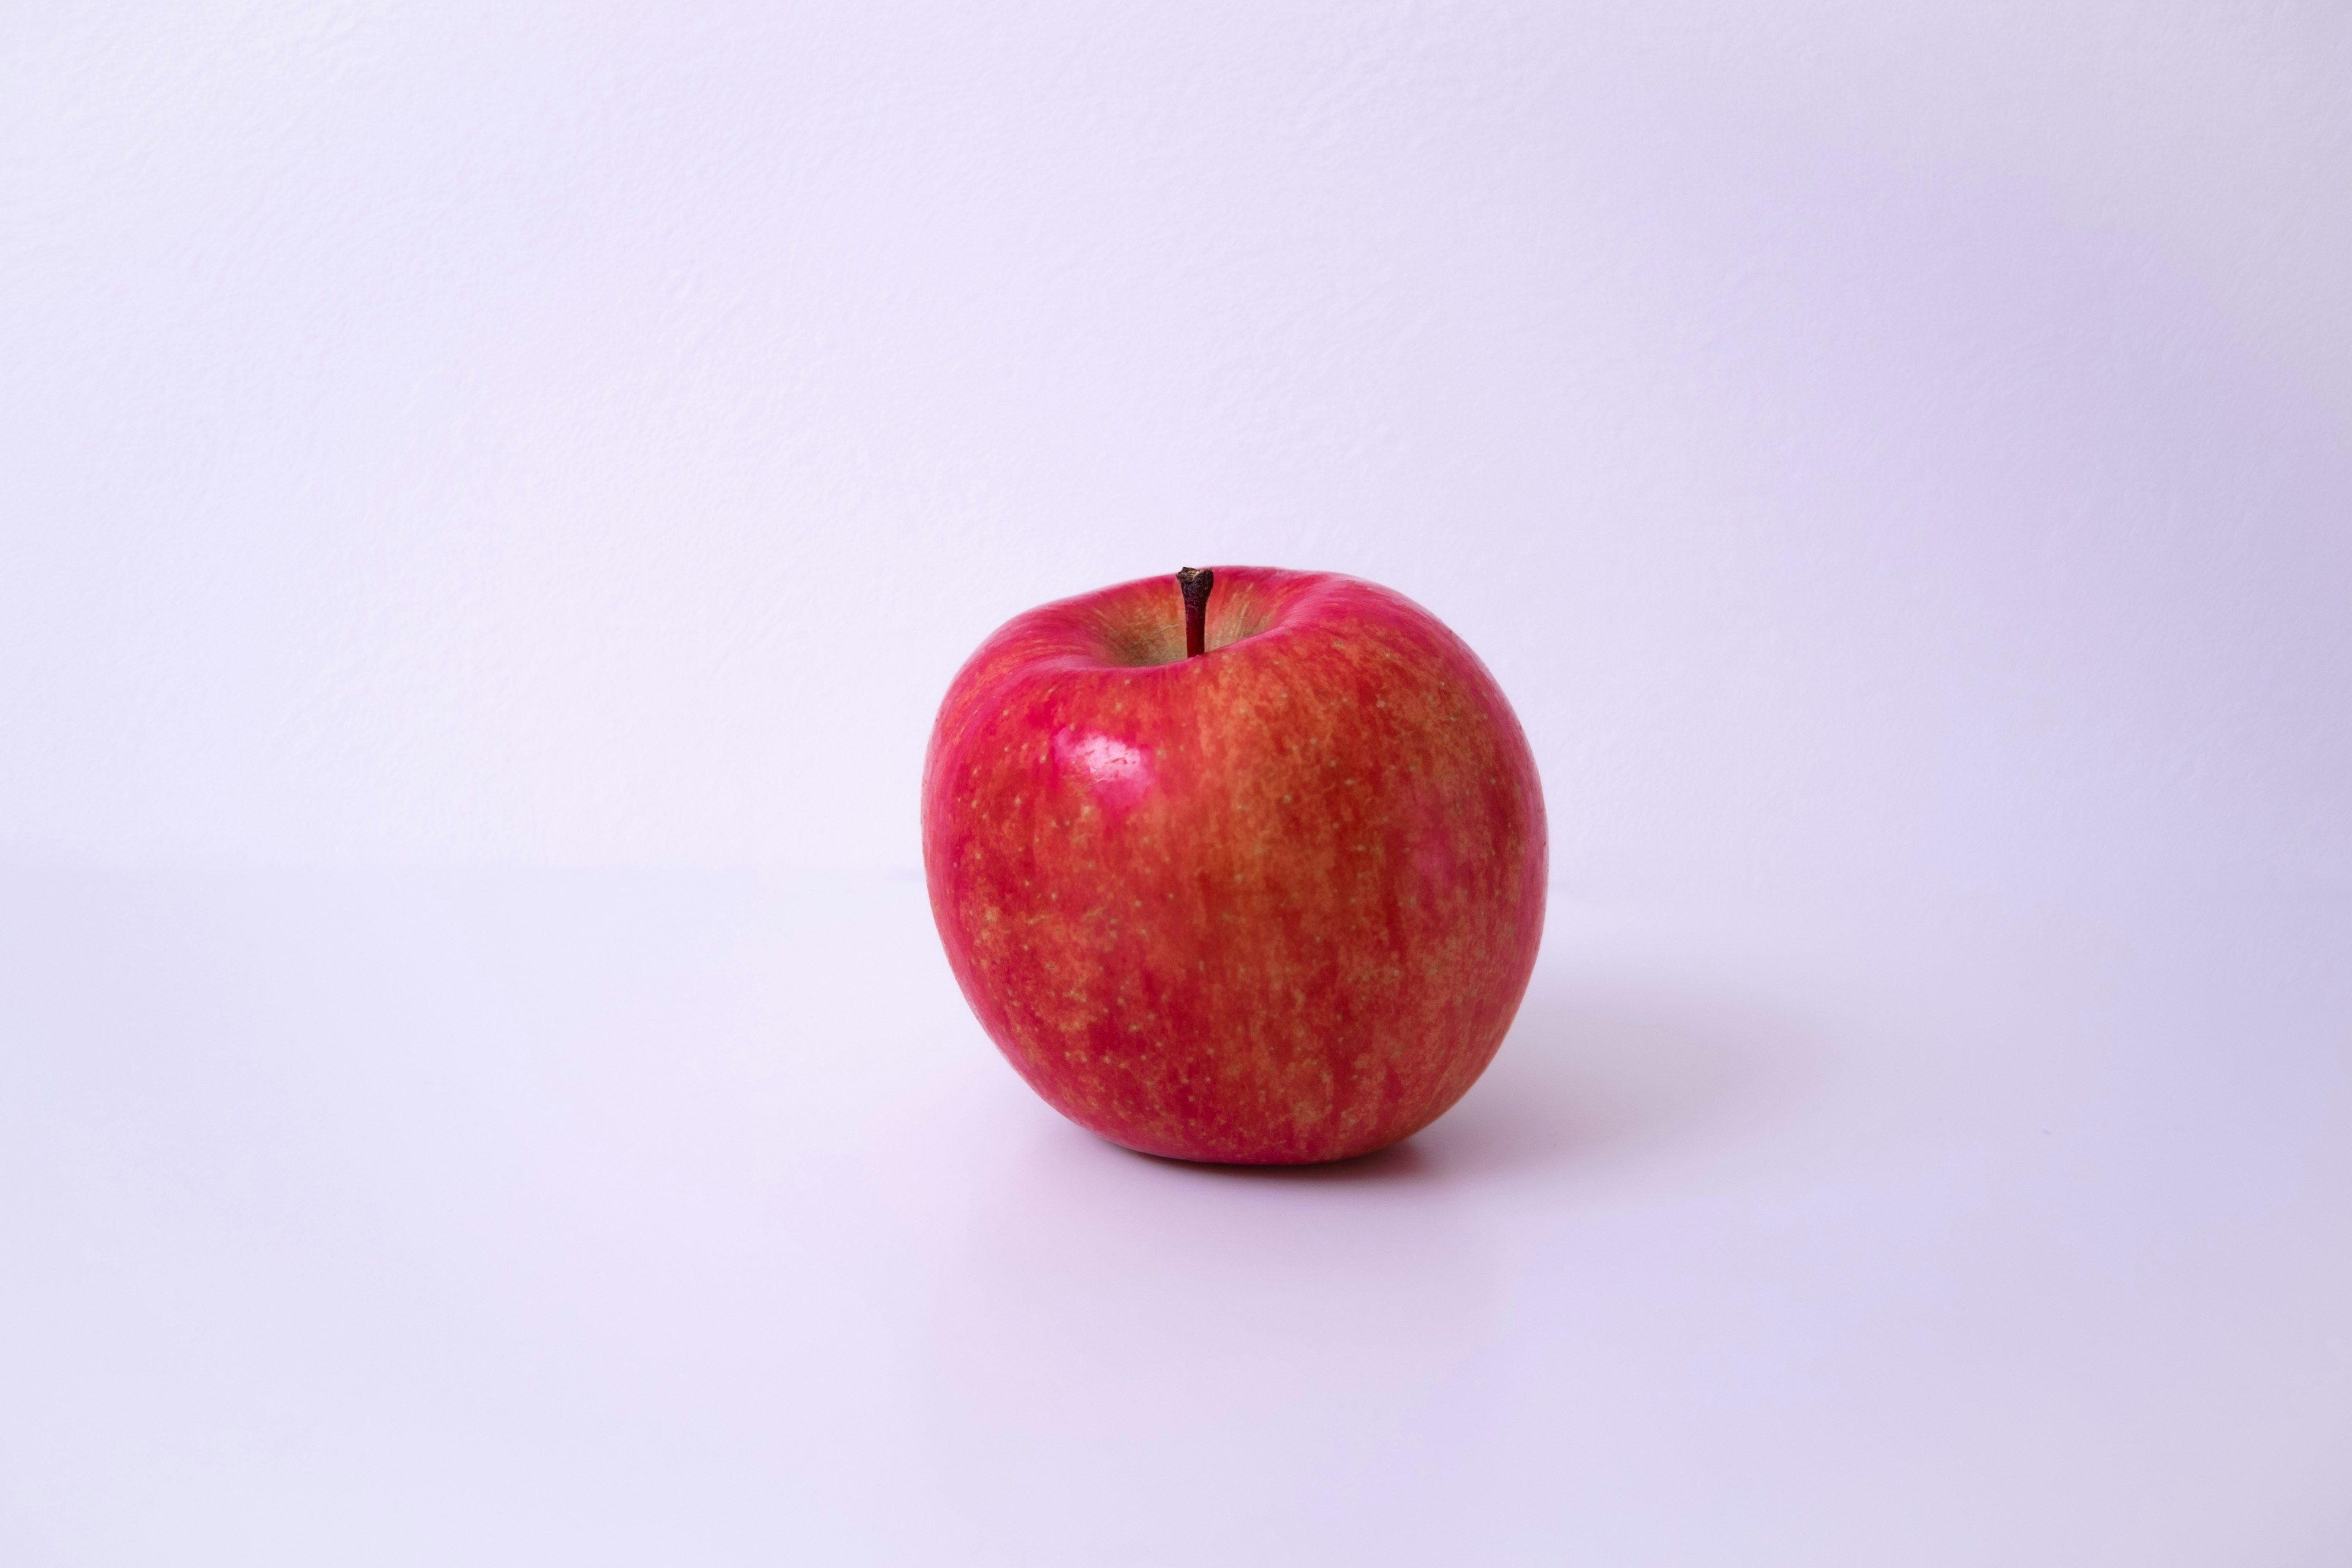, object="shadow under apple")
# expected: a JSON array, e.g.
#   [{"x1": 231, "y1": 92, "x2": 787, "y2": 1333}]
[
  {"x1": 1115, "y1": 963, "x2": 1831, "y2": 1191},
  {"x1": 1409, "y1": 968, "x2": 1830, "y2": 1185}
]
